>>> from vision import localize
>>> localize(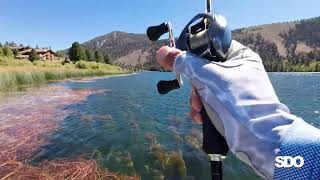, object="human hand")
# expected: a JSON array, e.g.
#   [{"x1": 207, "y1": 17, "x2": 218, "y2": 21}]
[
  {"x1": 156, "y1": 46, "x2": 203, "y2": 124},
  {"x1": 156, "y1": 41, "x2": 297, "y2": 179}
]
